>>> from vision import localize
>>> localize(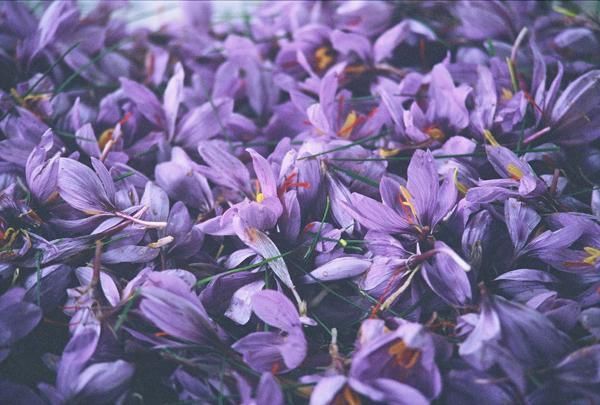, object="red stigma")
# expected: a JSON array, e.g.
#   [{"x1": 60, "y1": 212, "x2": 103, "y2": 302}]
[
  {"x1": 119, "y1": 111, "x2": 133, "y2": 126},
  {"x1": 278, "y1": 172, "x2": 311, "y2": 196}
]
